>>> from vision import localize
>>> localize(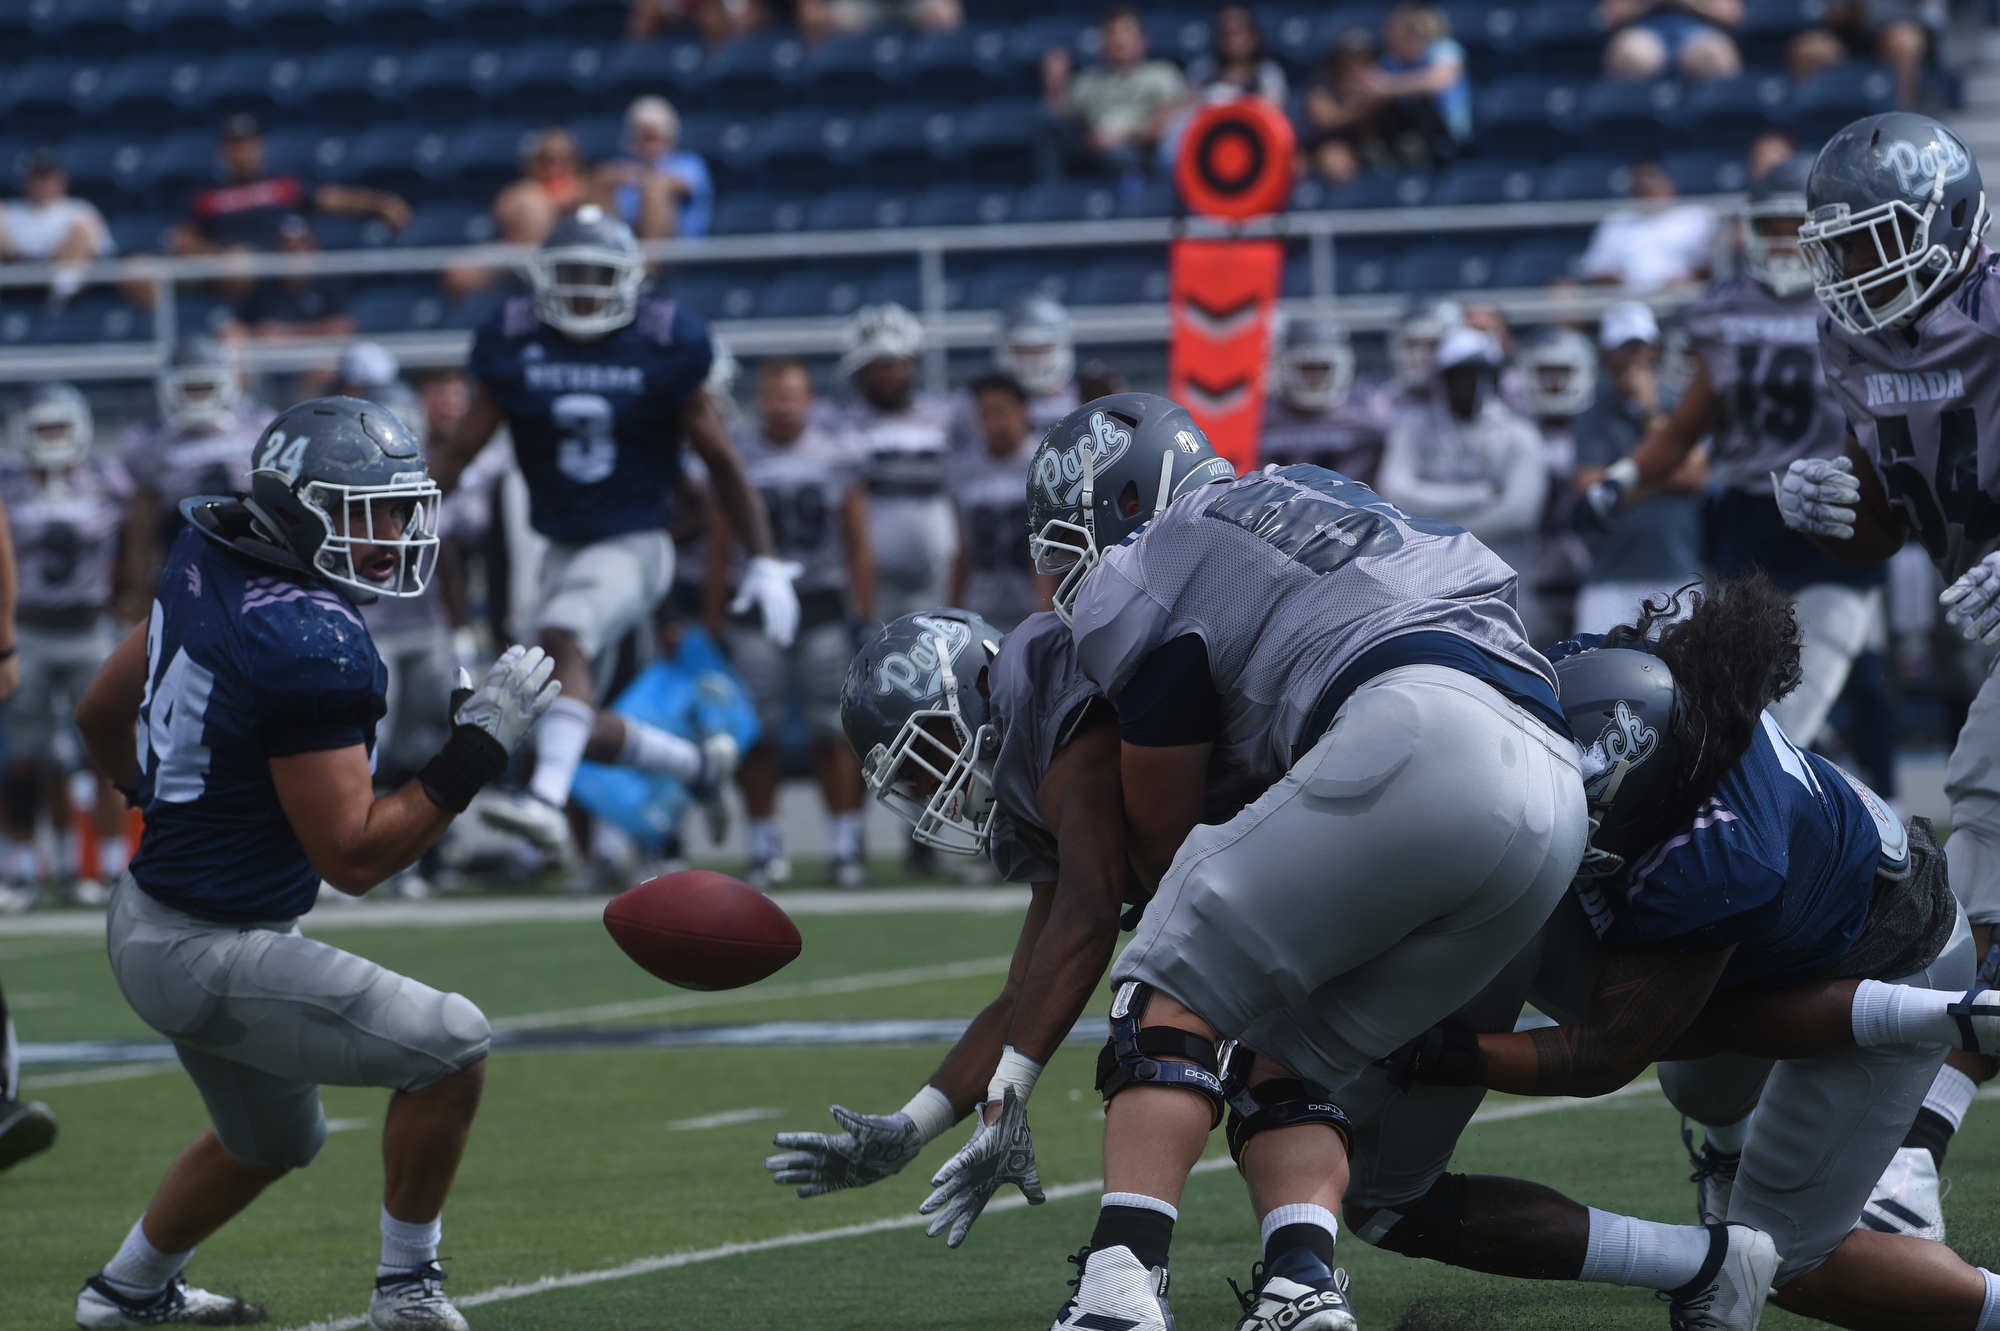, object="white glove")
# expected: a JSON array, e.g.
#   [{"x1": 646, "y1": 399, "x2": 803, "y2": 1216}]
[
  {"x1": 456, "y1": 644, "x2": 561, "y2": 753},
  {"x1": 919, "y1": 1087, "x2": 1045, "y2": 1247},
  {"x1": 731, "y1": 554, "x2": 803, "y2": 648},
  {"x1": 764, "y1": 1105, "x2": 926, "y2": 1197},
  {"x1": 1773, "y1": 456, "x2": 1861, "y2": 540},
  {"x1": 1943, "y1": 552, "x2": 2000, "y2": 644}
]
